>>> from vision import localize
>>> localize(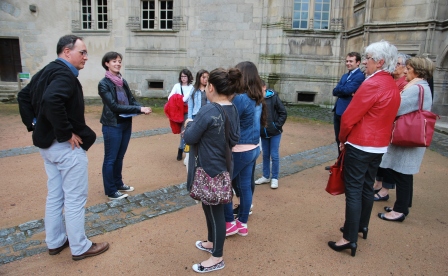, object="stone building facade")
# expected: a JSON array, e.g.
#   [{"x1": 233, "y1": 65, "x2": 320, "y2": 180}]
[{"x1": 1, "y1": 0, "x2": 447, "y2": 120}]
